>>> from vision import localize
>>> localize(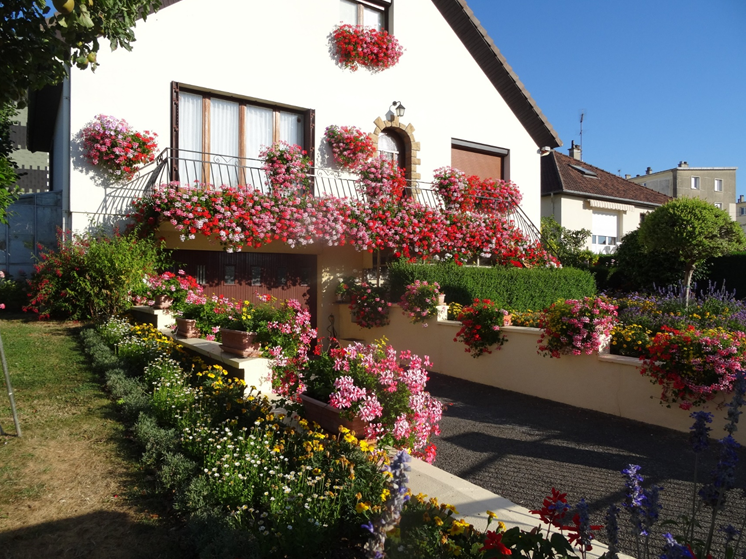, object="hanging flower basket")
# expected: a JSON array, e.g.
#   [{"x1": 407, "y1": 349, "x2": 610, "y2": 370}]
[{"x1": 331, "y1": 24, "x2": 404, "y2": 72}]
